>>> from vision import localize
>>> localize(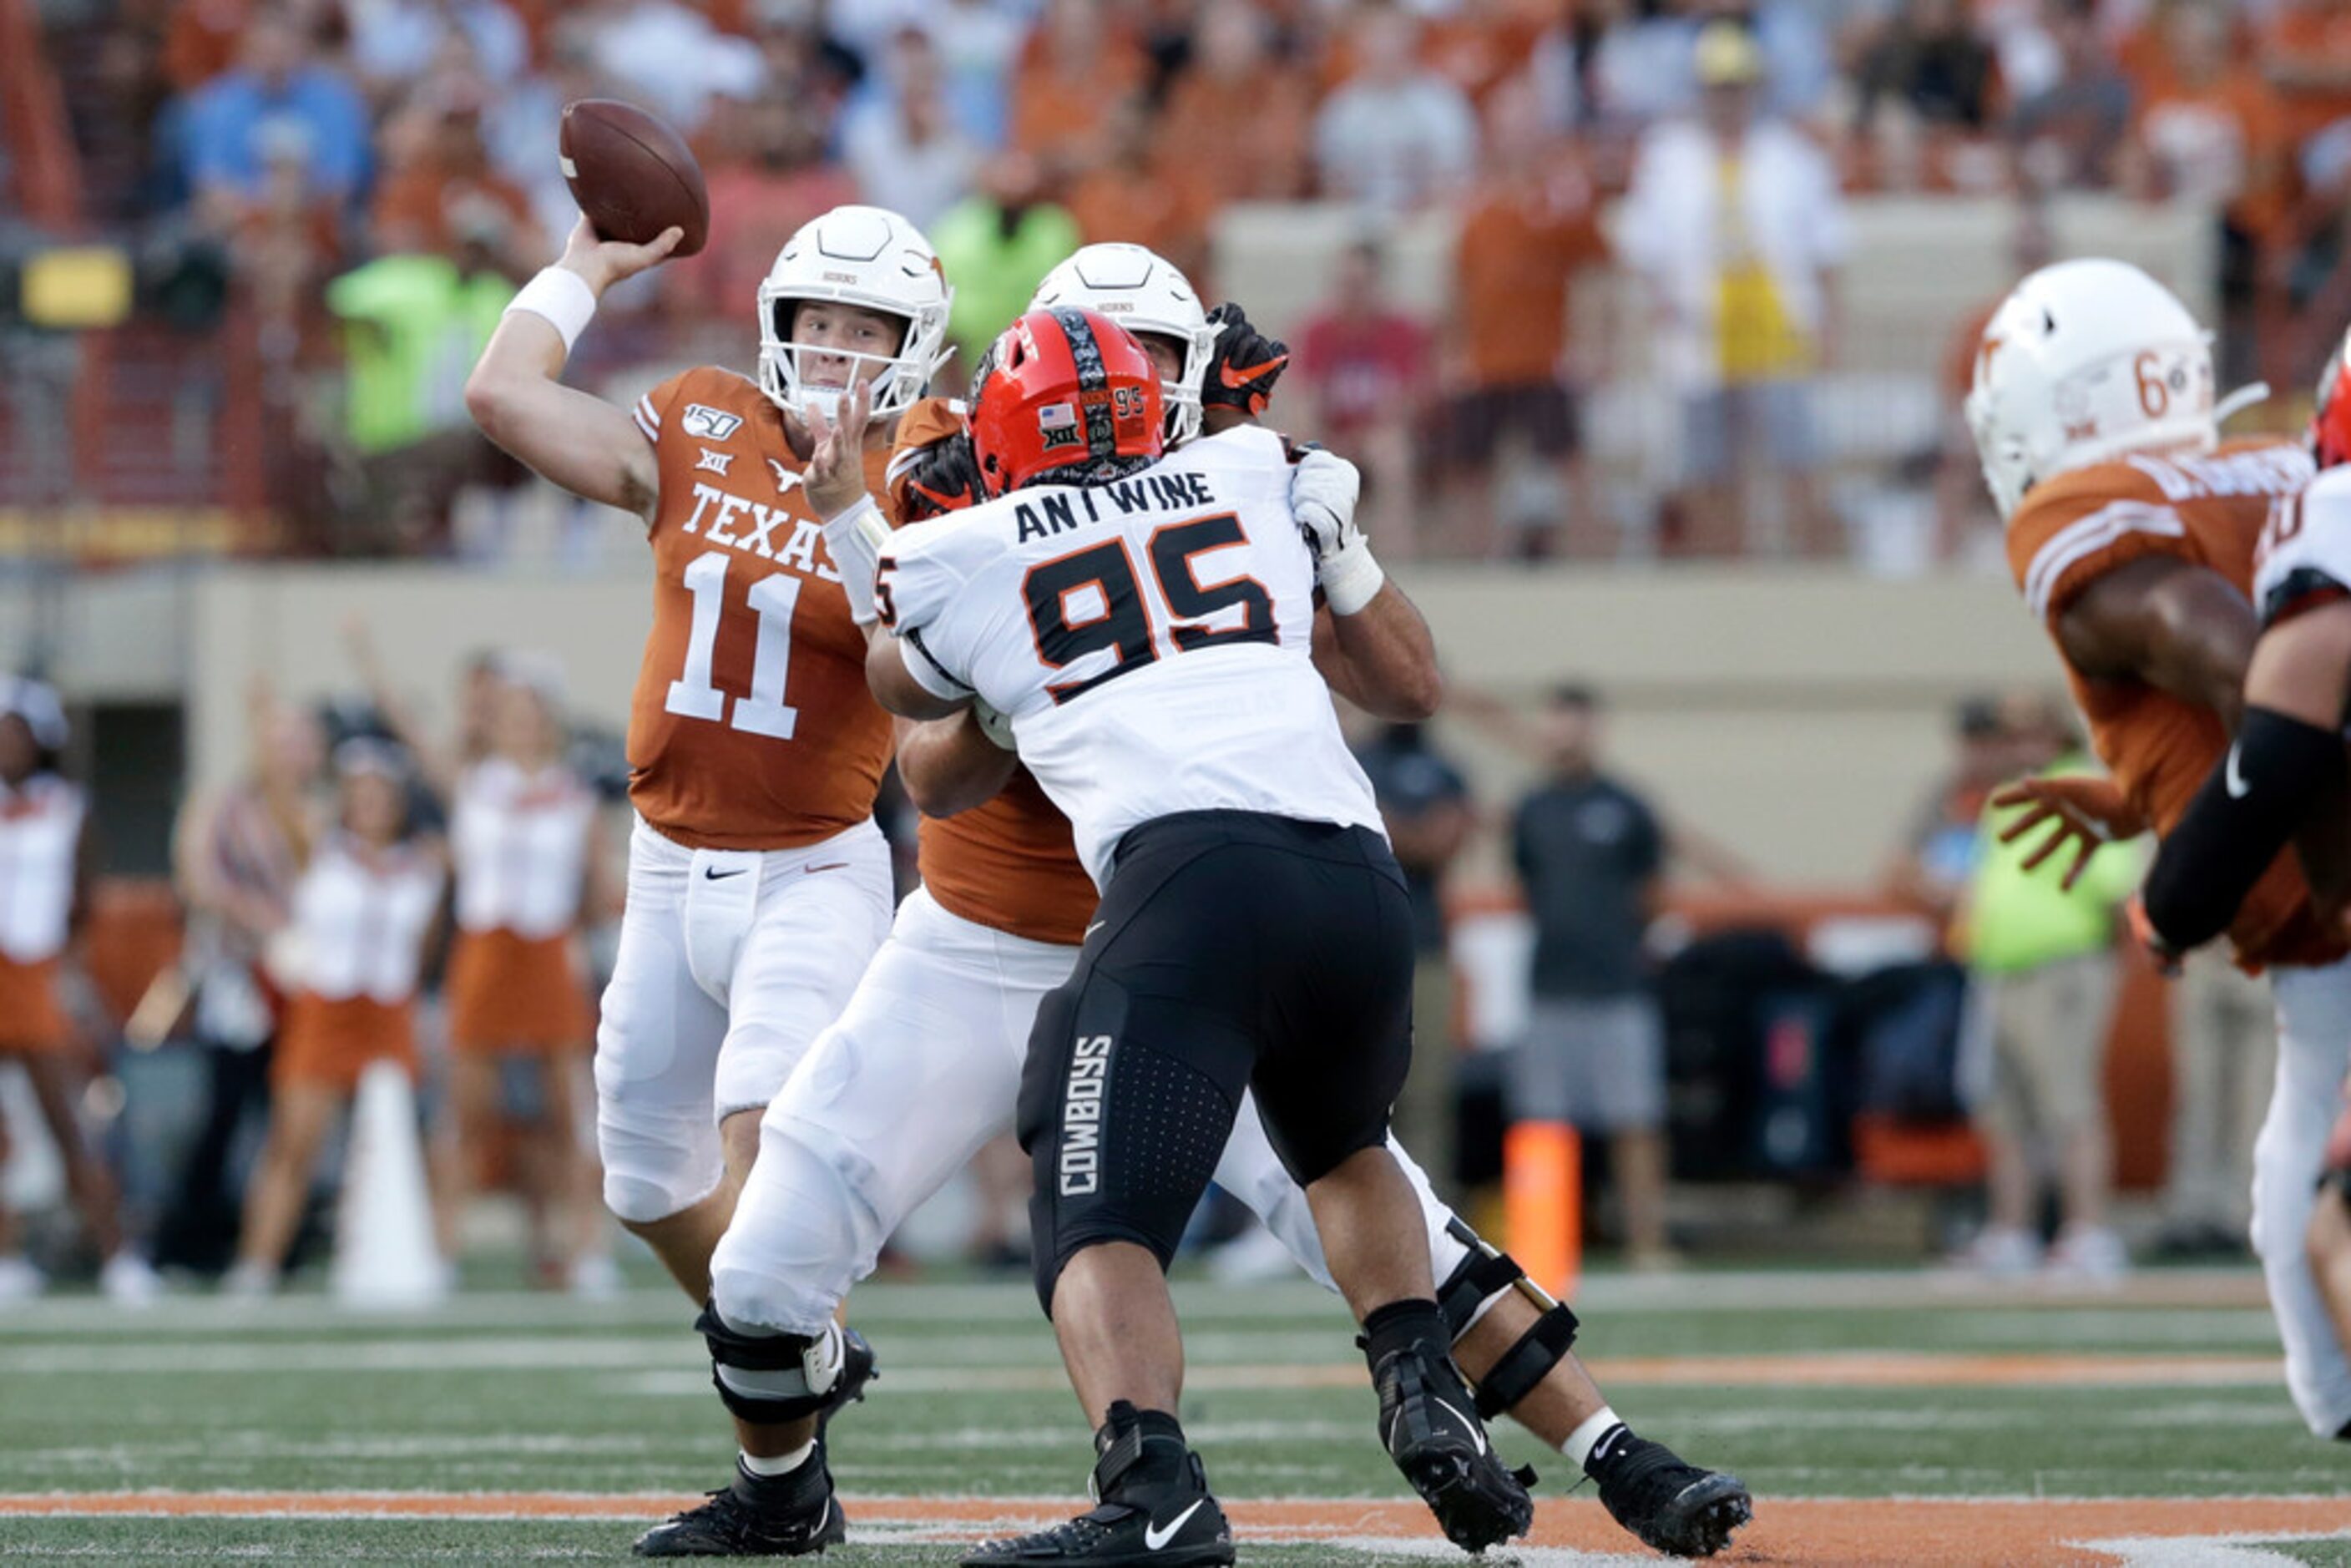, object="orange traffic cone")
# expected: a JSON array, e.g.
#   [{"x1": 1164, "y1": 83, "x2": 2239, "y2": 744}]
[{"x1": 1504, "y1": 1120, "x2": 1580, "y2": 1300}]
